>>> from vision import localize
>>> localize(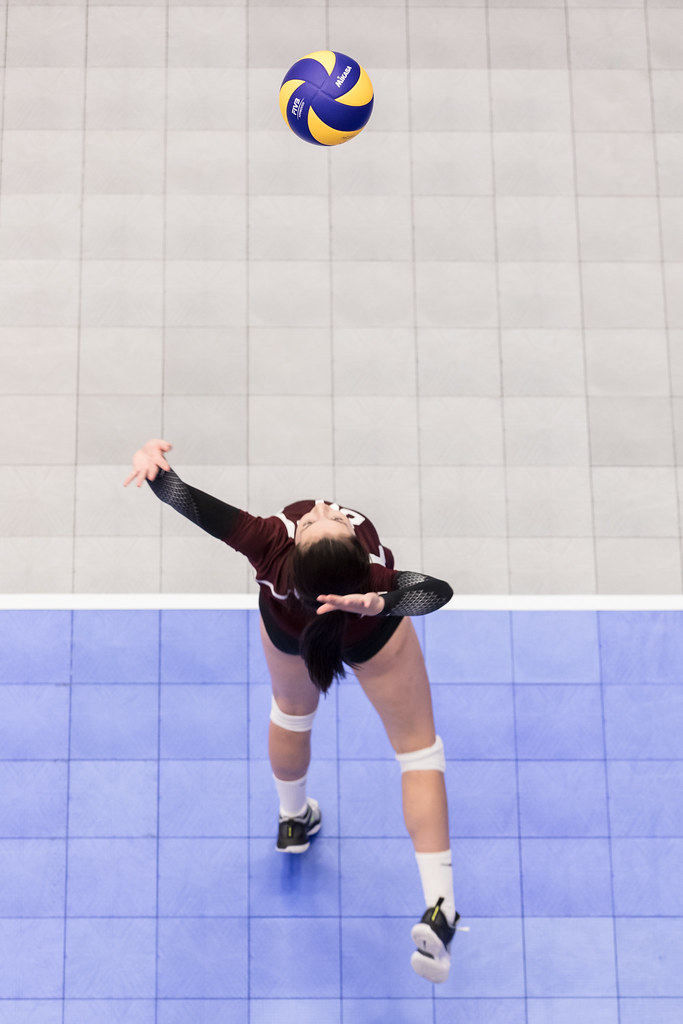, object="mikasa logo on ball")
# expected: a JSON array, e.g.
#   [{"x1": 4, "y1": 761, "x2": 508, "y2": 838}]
[{"x1": 335, "y1": 65, "x2": 352, "y2": 87}]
